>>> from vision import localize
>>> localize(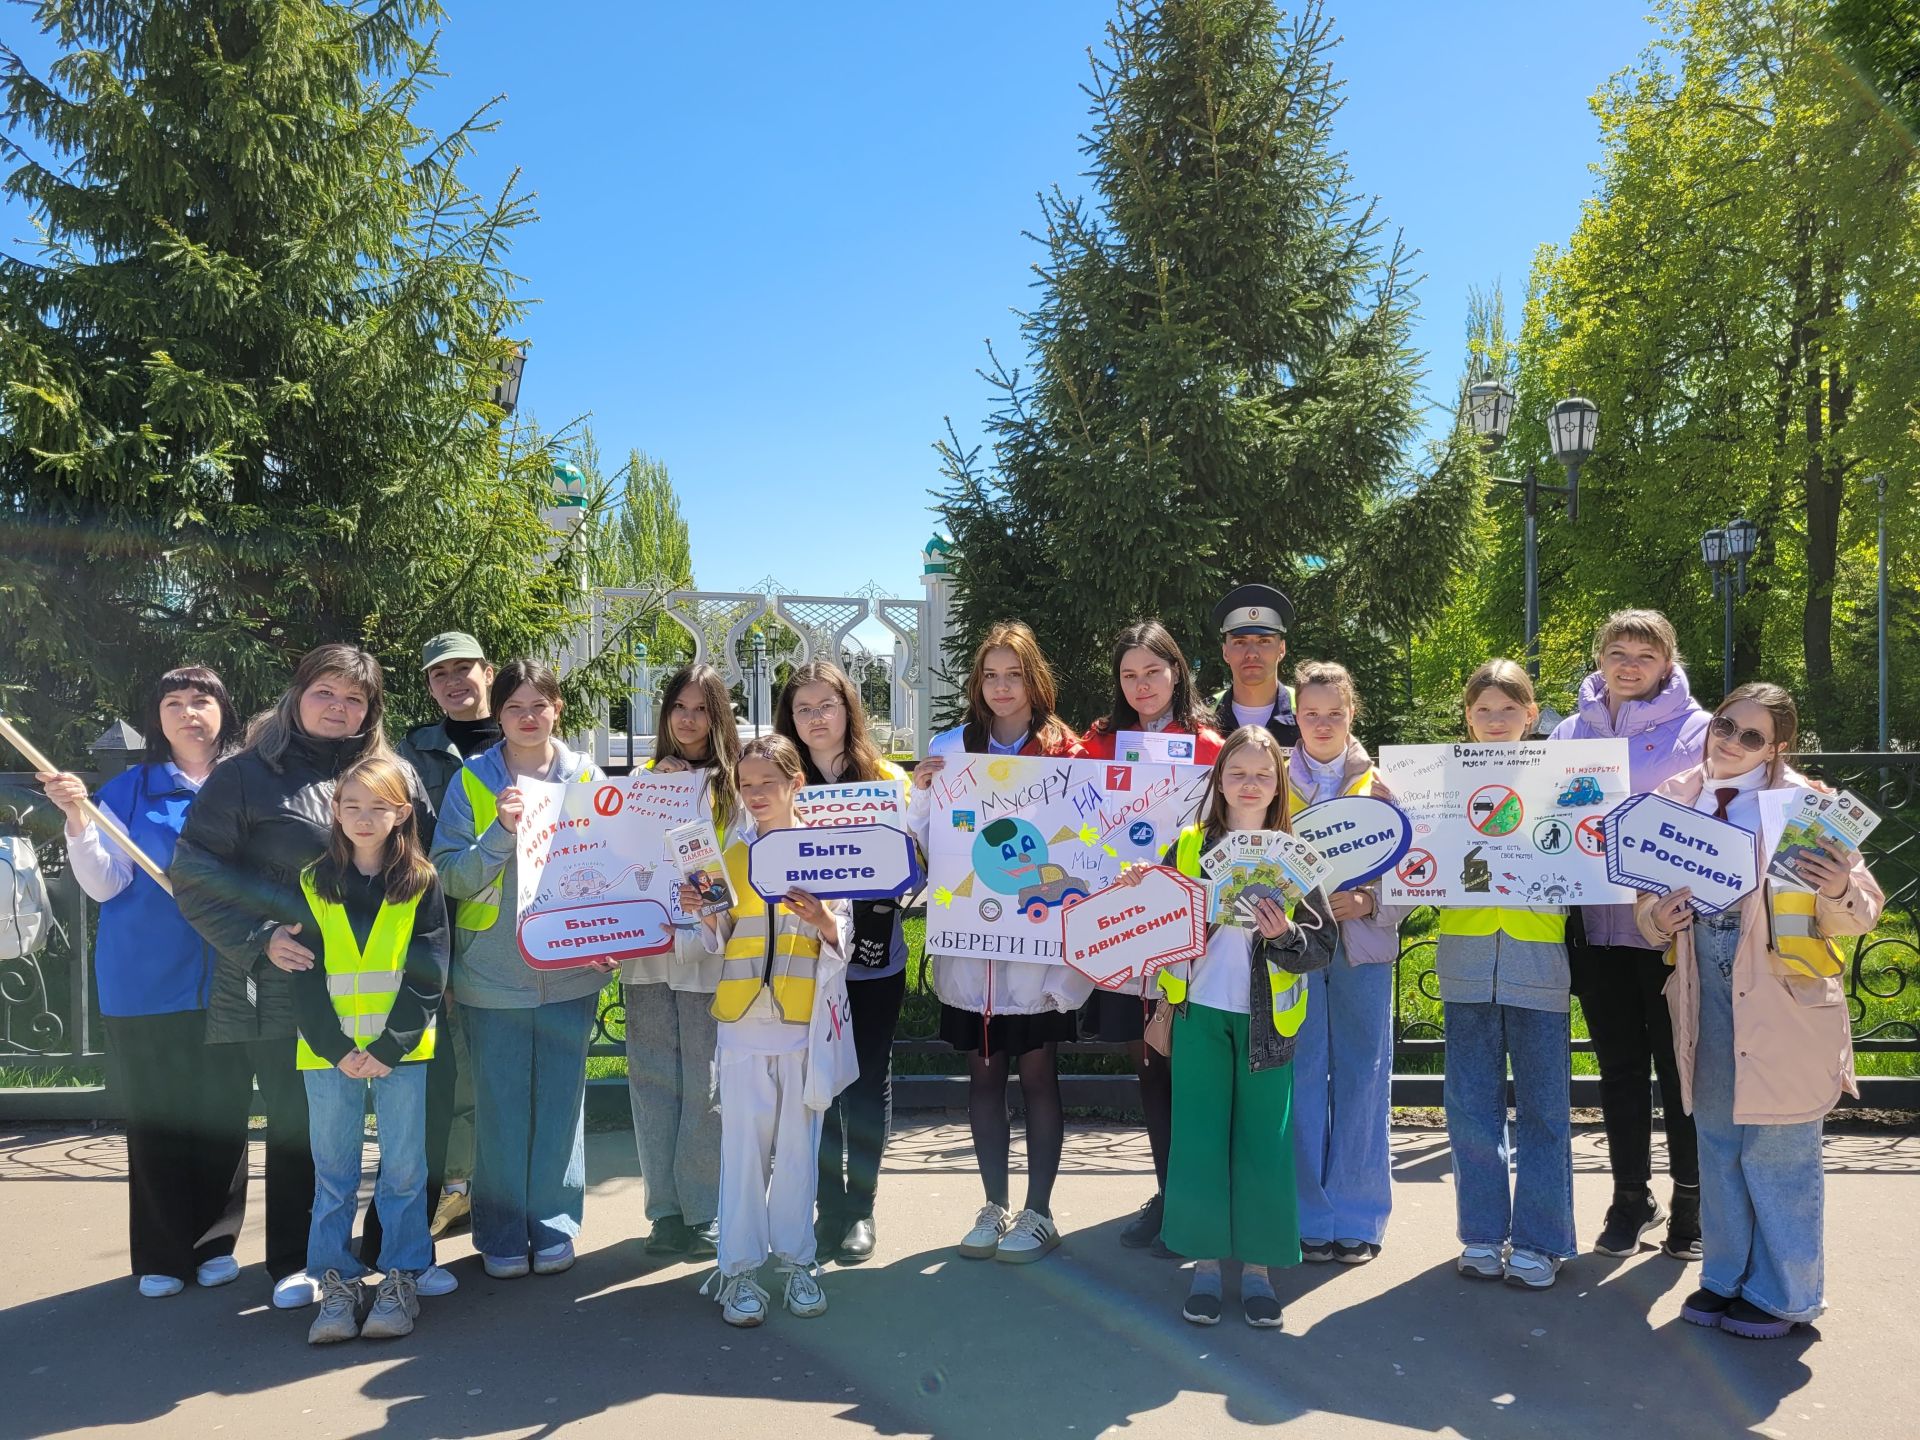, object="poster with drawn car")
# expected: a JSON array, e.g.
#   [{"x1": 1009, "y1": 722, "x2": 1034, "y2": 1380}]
[
  {"x1": 1375, "y1": 740, "x2": 1635, "y2": 908},
  {"x1": 923, "y1": 755, "x2": 1212, "y2": 965},
  {"x1": 514, "y1": 769, "x2": 709, "y2": 968}
]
